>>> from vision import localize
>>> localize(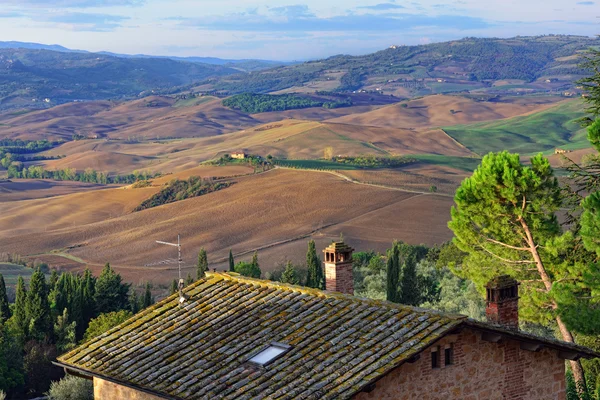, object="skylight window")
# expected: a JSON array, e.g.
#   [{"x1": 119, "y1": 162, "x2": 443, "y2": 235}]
[{"x1": 248, "y1": 343, "x2": 291, "y2": 366}]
